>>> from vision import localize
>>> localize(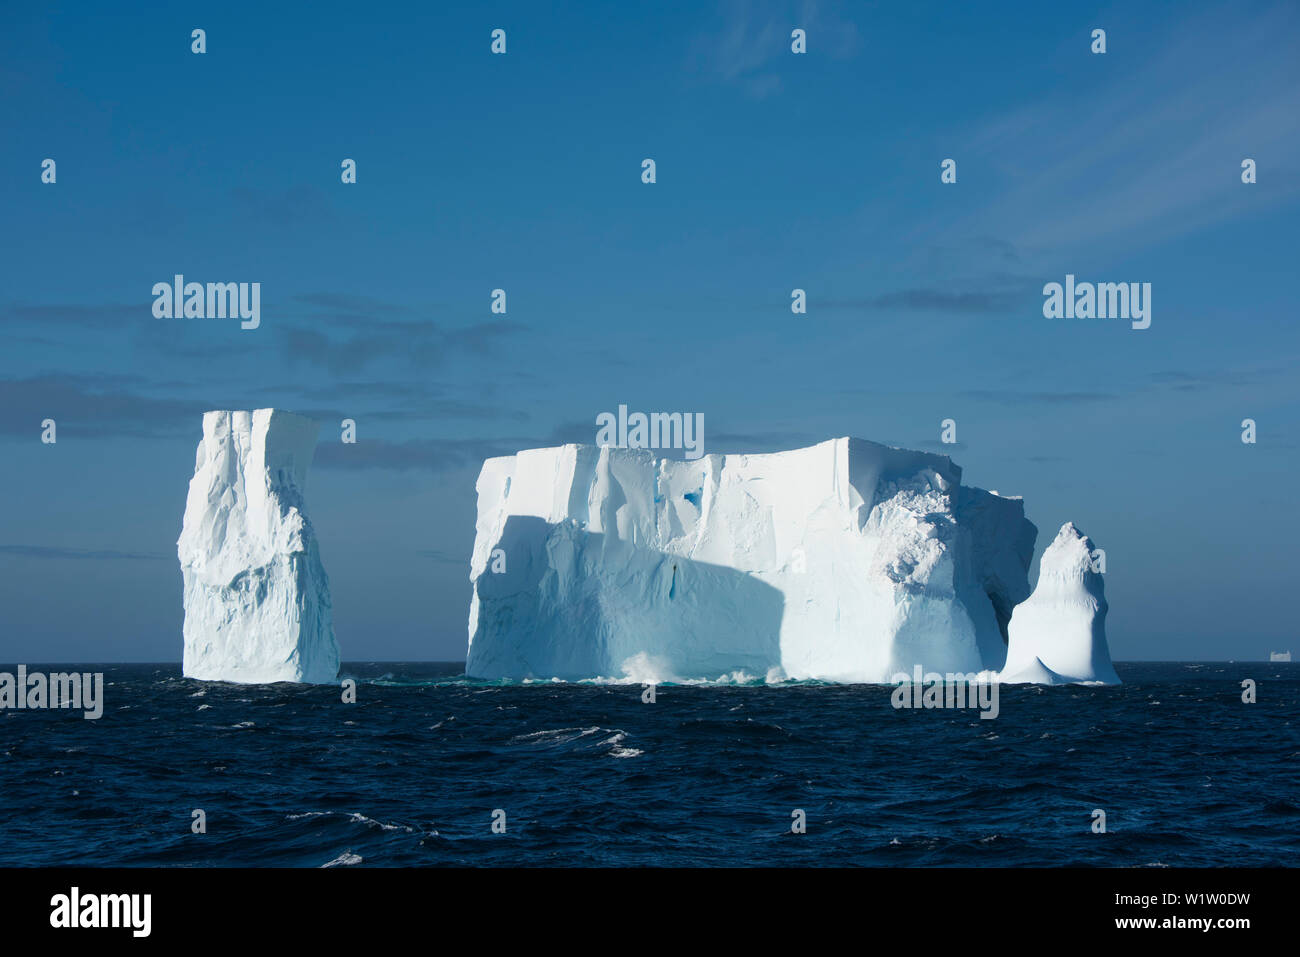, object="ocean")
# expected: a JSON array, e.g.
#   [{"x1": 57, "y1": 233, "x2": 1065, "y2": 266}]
[{"x1": 2, "y1": 662, "x2": 1296, "y2": 867}]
